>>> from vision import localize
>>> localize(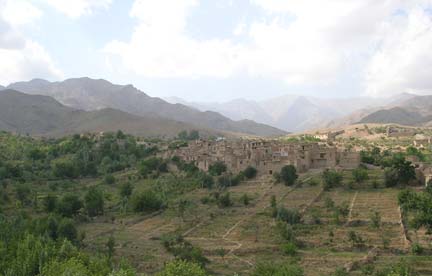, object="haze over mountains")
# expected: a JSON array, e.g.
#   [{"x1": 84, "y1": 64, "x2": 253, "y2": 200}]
[
  {"x1": 2, "y1": 77, "x2": 432, "y2": 138},
  {"x1": 3, "y1": 78, "x2": 286, "y2": 137},
  {"x1": 165, "y1": 94, "x2": 424, "y2": 132}
]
